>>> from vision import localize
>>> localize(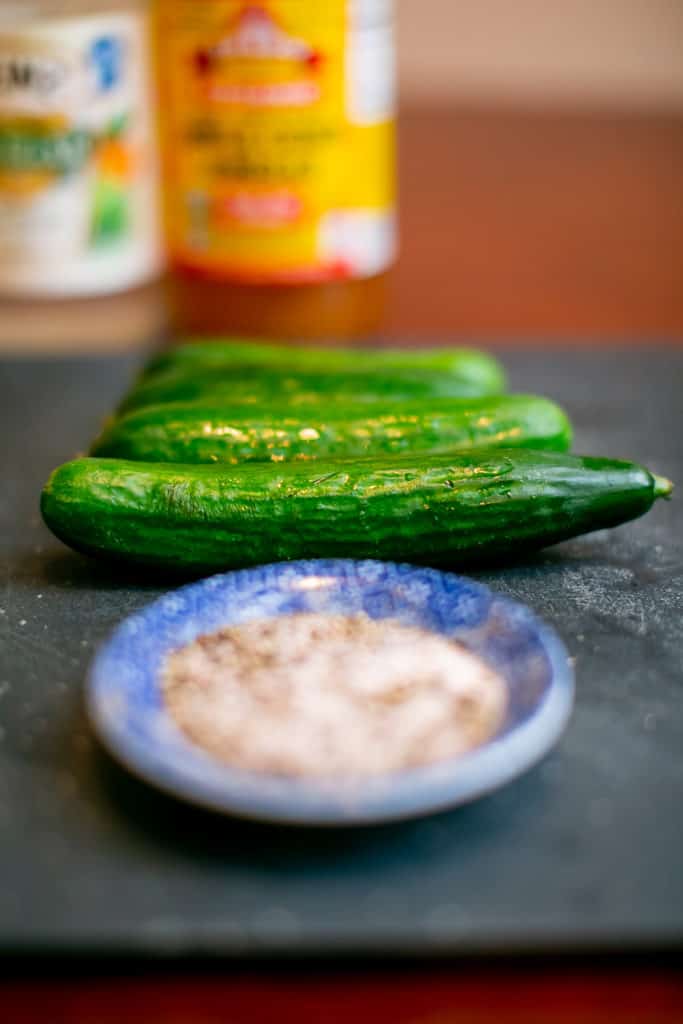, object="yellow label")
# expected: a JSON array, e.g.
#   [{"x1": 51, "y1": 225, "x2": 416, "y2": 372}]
[{"x1": 157, "y1": 1, "x2": 396, "y2": 283}]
